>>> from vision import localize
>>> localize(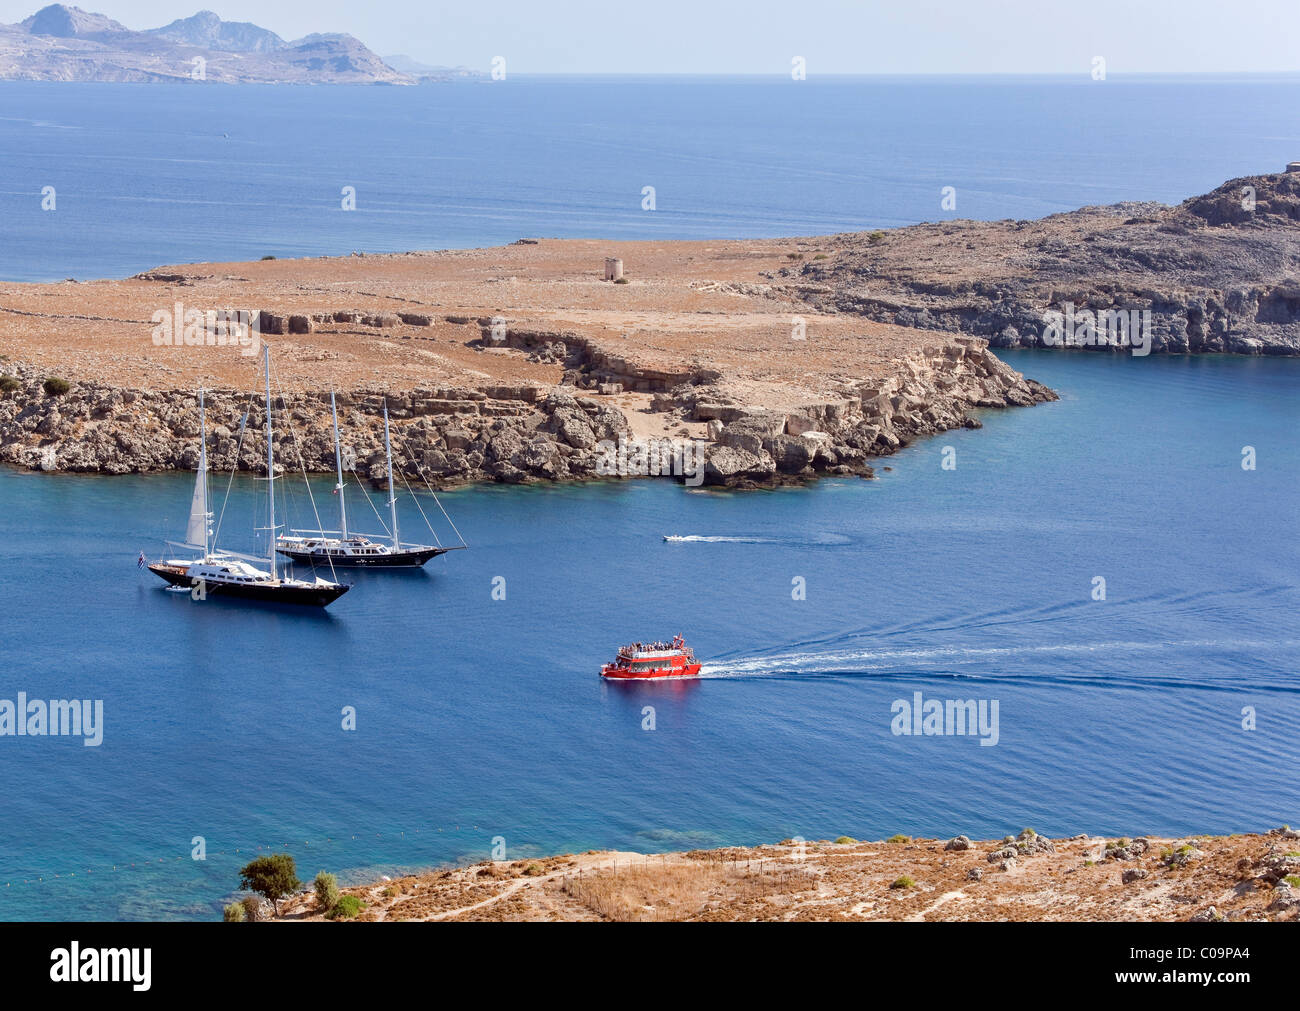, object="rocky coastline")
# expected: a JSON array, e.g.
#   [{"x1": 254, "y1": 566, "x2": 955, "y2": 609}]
[
  {"x1": 0, "y1": 332, "x2": 1052, "y2": 487},
  {"x1": 12, "y1": 163, "x2": 1297, "y2": 485},
  {"x1": 272, "y1": 826, "x2": 1300, "y2": 922},
  {"x1": 791, "y1": 169, "x2": 1300, "y2": 355}
]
